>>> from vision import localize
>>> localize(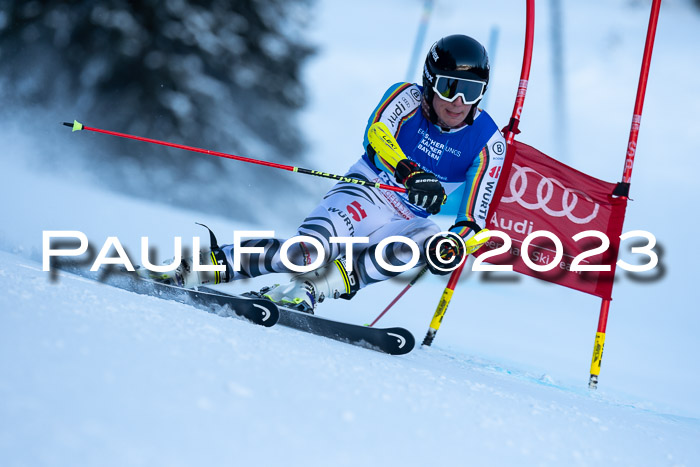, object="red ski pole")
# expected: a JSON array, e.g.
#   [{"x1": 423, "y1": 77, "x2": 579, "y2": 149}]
[
  {"x1": 368, "y1": 267, "x2": 429, "y2": 327},
  {"x1": 62, "y1": 120, "x2": 406, "y2": 194}
]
